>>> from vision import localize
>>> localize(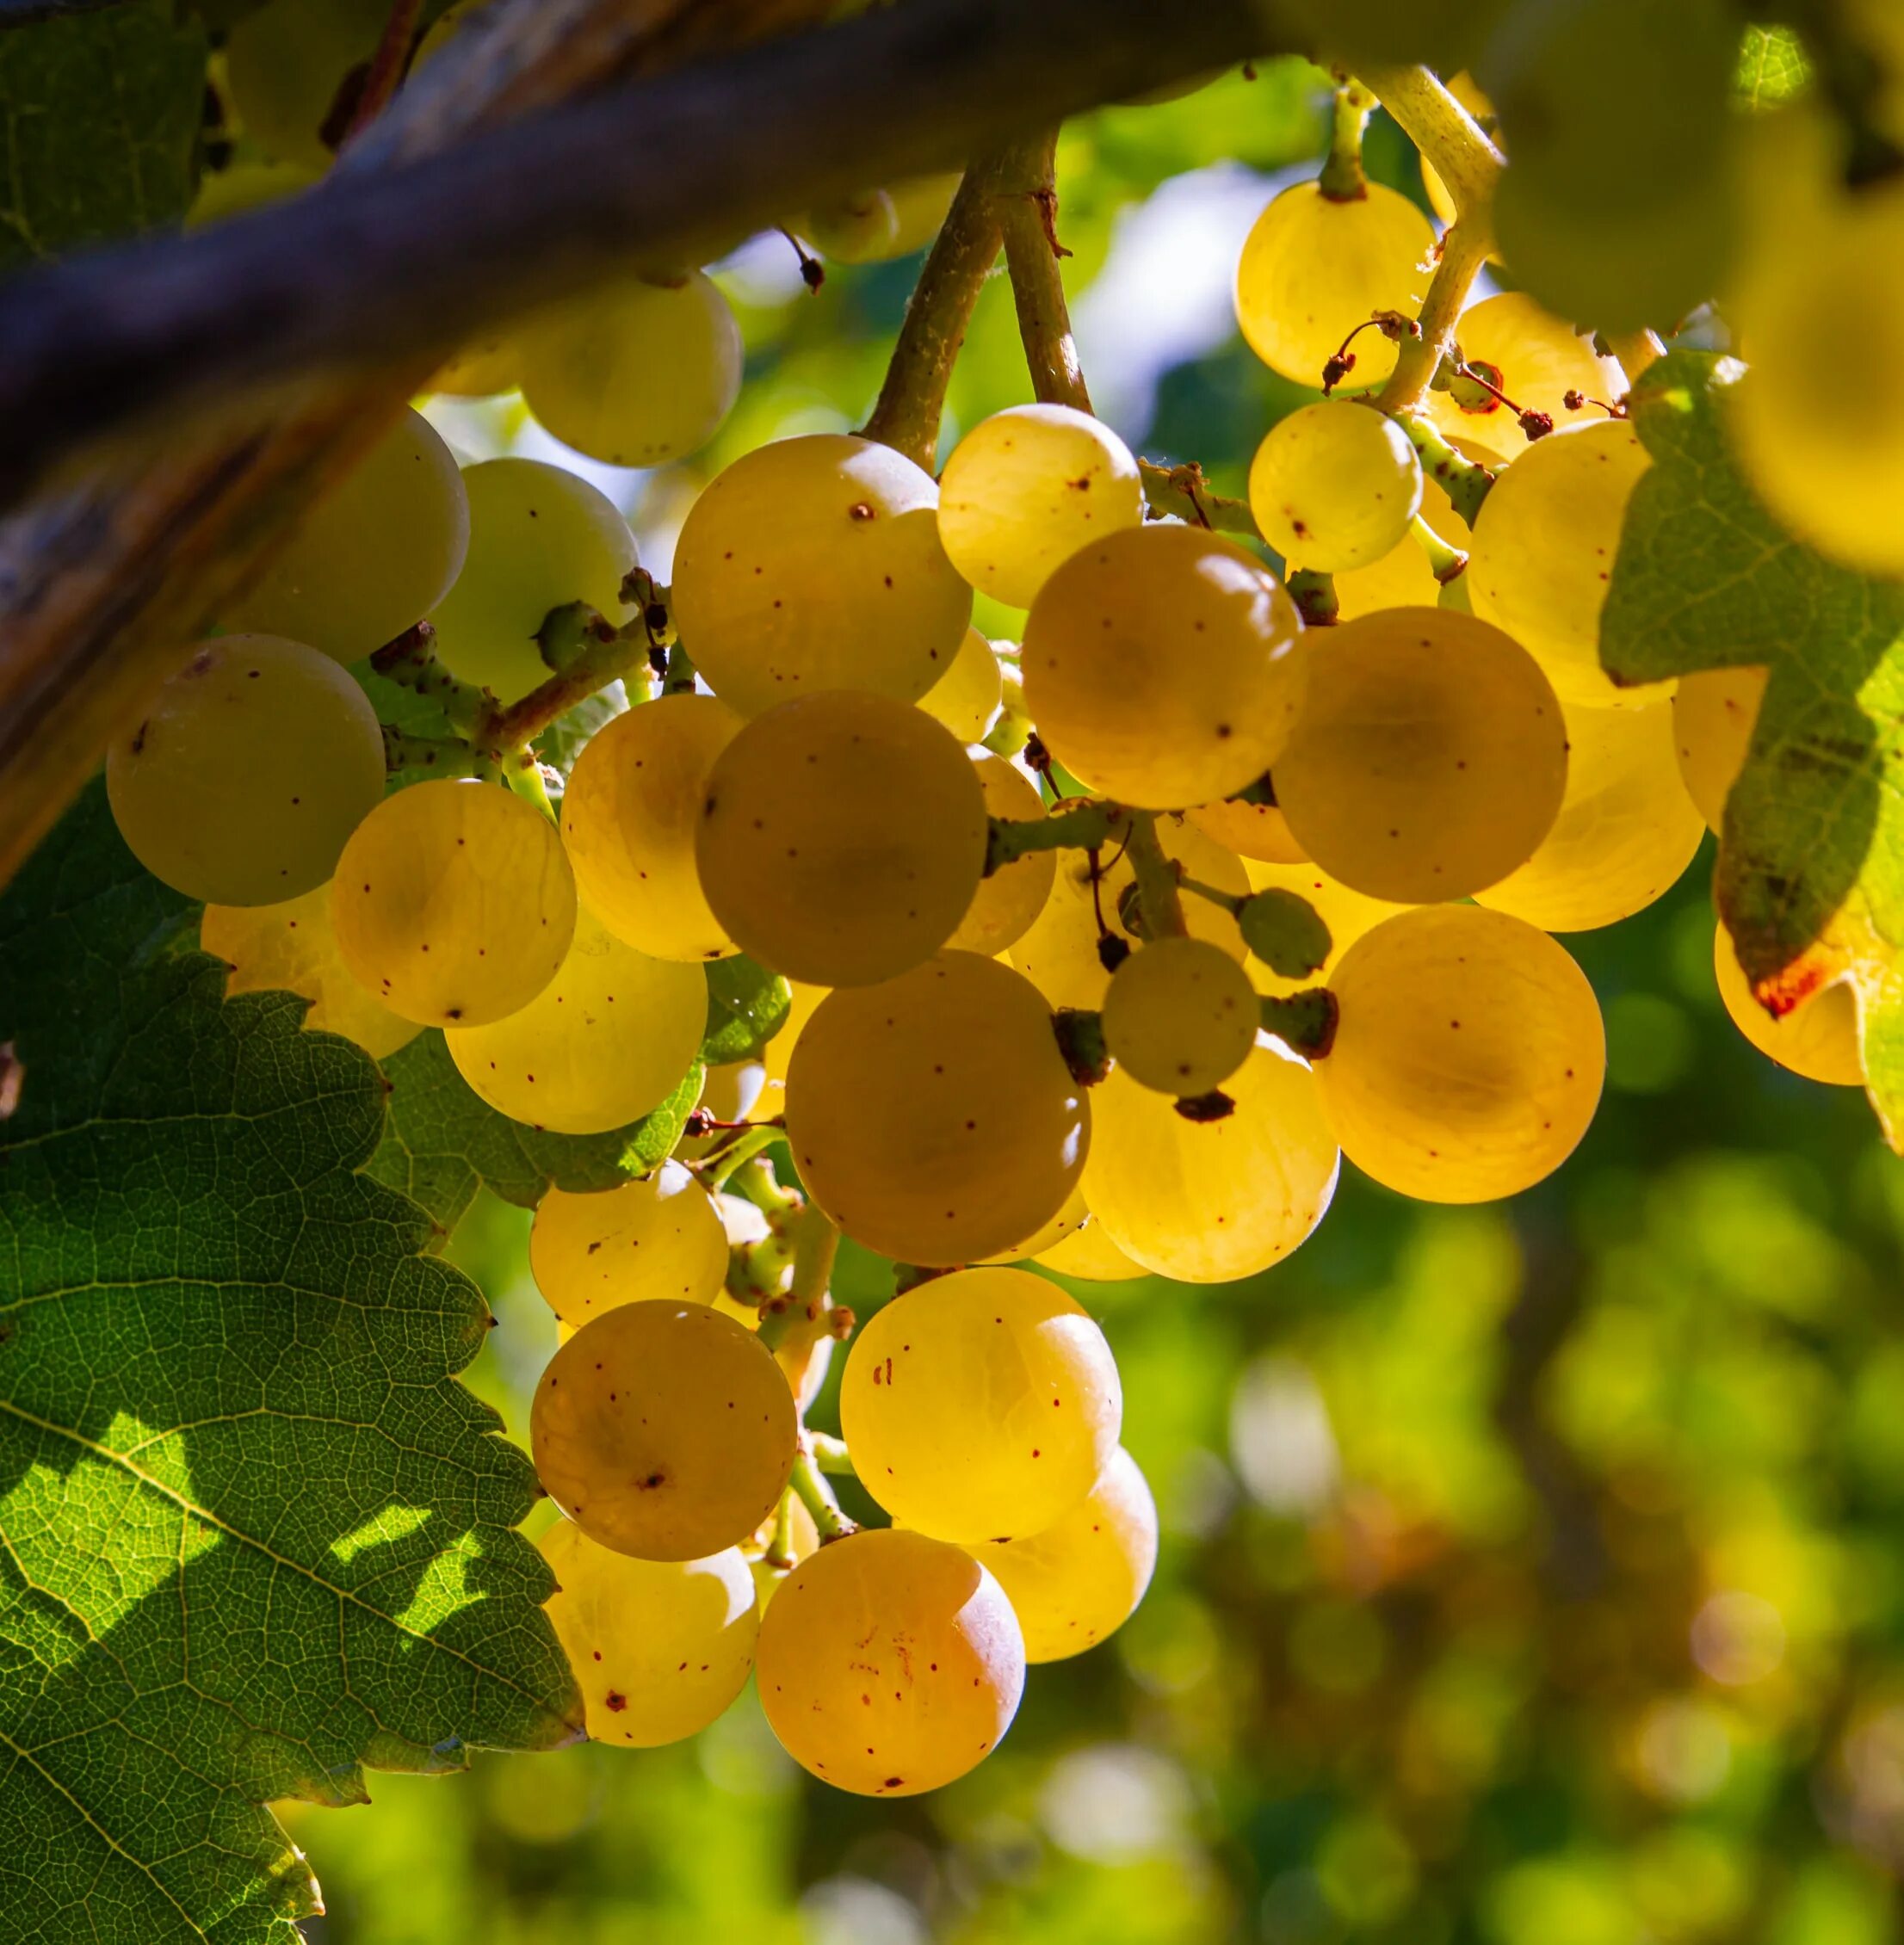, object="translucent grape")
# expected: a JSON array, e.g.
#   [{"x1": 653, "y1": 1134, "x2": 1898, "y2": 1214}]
[
  {"x1": 226, "y1": 408, "x2": 468, "y2": 661},
  {"x1": 1102, "y1": 935, "x2": 1259, "y2": 1096},
  {"x1": 106, "y1": 634, "x2": 384, "y2": 905},
  {"x1": 949, "y1": 754, "x2": 1054, "y2": 957},
  {"x1": 974, "y1": 1446, "x2": 1158, "y2": 1663},
  {"x1": 1036, "y1": 1214, "x2": 1147, "y2": 1283},
  {"x1": 445, "y1": 907, "x2": 702, "y2": 1132},
  {"x1": 531, "y1": 1300, "x2": 796, "y2": 1560},
  {"x1": 1316, "y1": 906, "x2": 1604, "y2": 1202},
  {"x1": 539, "y1": 1520, "x2": 757, "y2": 1746},
  {"x1": 672, "y1": 434, "x2": 972, "y2": 716},
  {"x1": 938, "y1": 404, "x2": 1146, "y2": 608},
  {"x1": 1234, "y1": 180, "x2": 1433, "y2": 389},
  {"x1": 562, "y1": 693, "x2": 742, "y2": 961},
  {"x1": 330, "y1": 778, "x2": 577, "y2": 1026},
  {"x1": 917, "y1": 627, "x2": 1004, "y2": 744},
  {"x1": 804, "y1": 172, "x2": 961, "y2": 262},
  {"x1": 427, "y1": 459, "x2": 639, "y2": 703},
  {"x1": 1714, "y1": 923, "x2": 1863, "y2": 1087},
  {"x1": 519, "y1": 273, "x2": 744, "y2": 468},
  {"x1": 201, "y1": 886, "x2": 420, "y2": 1061},
  {"x1": 1468, "y1": 420, "x2": 1666, "y2": 711},
  {"x1": 429, "y1": 334, "x2": 518, "y2": 398},
  {"x1": 1332, "y1": 472, "x2": 1470, "y2": 622},
  {"x1": 1248, "y1": 402, "x2": 1423, "y2": 574},
  {"x1": 748, "y1": 979, "x2": 827, "y2": 1125},
  {"x1": 786, "y1": 954, "x2": 1089, "y2": 1266},
  {"x1": 757, "y1": 1528, "x2": 1024, "y2": 1796},
  {"x1": 1274, "y1": 607, "x2": 1567, "y2": 902},
  {"x1": 1476, "y1": 698, "x2": 1703, "y2": 932},
  {"x1": 1239, "y1": 859, "x2": 1409, "y2": 999},
  {"x1": 1674, "y1": 667, "x2": 1768, "y2": 833},
  {"x1": 986, "y1": 1181, "x2": 1087, "y2": 1264},
  {"x1": 225, "y1": 0, "x2": 384, "y2": 170},
  {"x1": 1083, "y1": 1040, "x2": 1339, "y2": 1283},
  {"x1": 842, "y1": 1267, "x2": 1121, "y2": 1543},
  {"x1": 529, "y1": 1162, "x2": 730, "y2": 1326},
  {"x1": 1023, "y1": 525, "x2": 1307, "y2": 808},
  {"x1": 695, "y1": 690, "x2": 987, "y2": 986},
  {"x1": 1184, "y1": 797, "x2": 1307, "y2": 864},
  {"x1": 1424, "y1": 292, "x2": 1625, "y2": 460}
]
